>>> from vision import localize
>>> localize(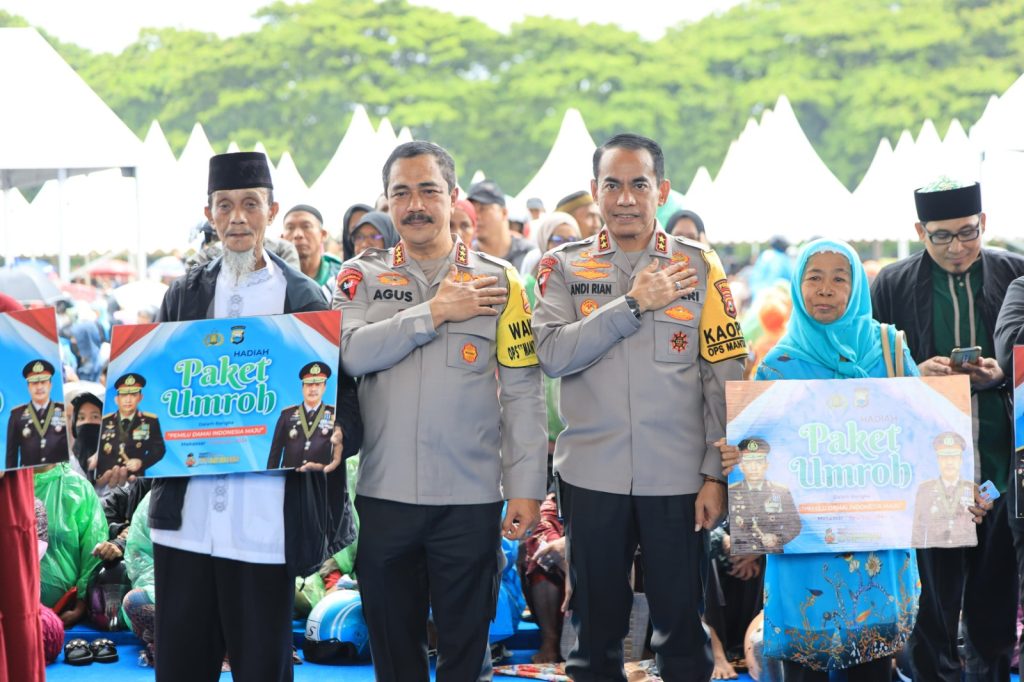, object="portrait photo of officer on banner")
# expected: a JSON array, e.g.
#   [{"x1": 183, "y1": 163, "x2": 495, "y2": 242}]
[{"x1": 2, "y1": 308, "x2": 68, "y2": 472}]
